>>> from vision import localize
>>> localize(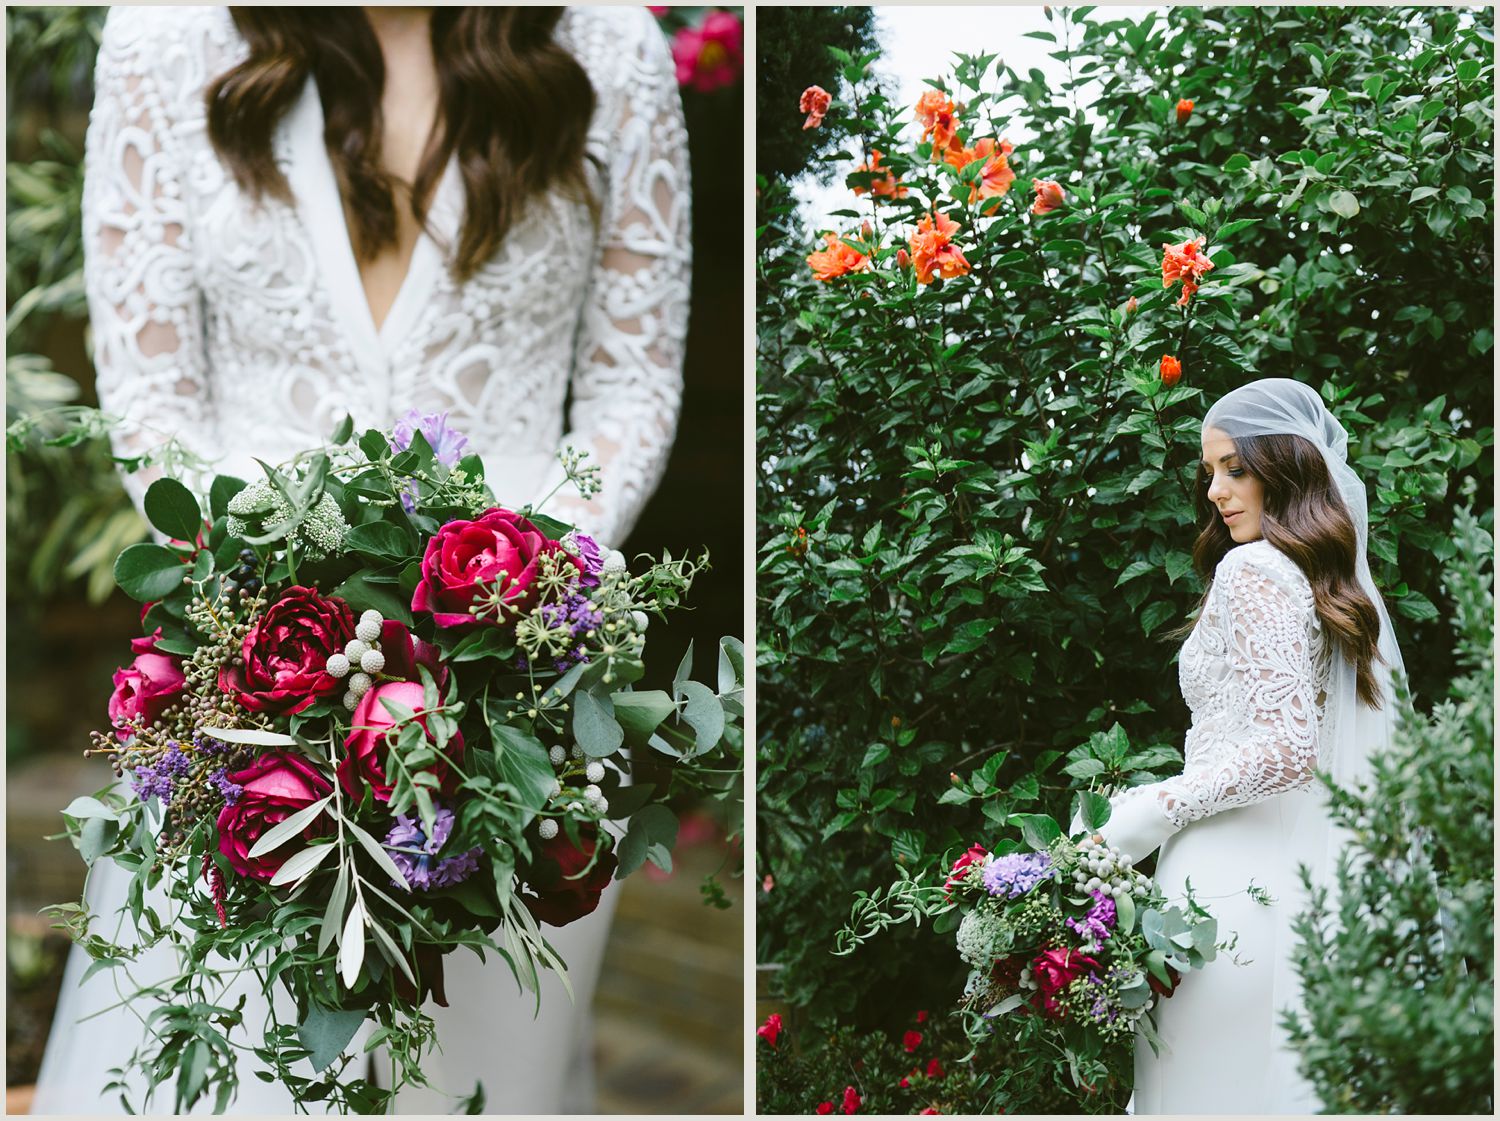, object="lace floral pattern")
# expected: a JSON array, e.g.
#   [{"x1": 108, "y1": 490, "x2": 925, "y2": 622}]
[
  {"x1": 1155, "y1": 541, "x2": 1332, "y2": 828},
  {"x1": 84, "y1": 6, "x2": 689, "y2": 546}
]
